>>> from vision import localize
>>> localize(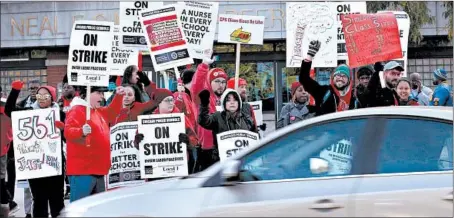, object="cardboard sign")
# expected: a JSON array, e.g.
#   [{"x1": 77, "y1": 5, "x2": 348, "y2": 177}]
[
  {"x1": 111, "y1": 26, "x2": 140, "y2": 76},
  {"x1": 108, "y1": 122, "x2": 145, "y2": 190},
  {"x1": 140, "y1": 4, "x2": 194, "y2": 71},
  {"x1": 341, "y1": 13, "x2": 402, "y2": 68},
  {"x1": 178, "y1": 1, "x2": 219, "y2": 59},
  {"x1": 11, "y1": 108, "x2": 62, "y2": 180},
  {"x1": 216, "y1": 130, "x2": 260, "y2": 162},
  {"x1": 217, "y1": 14, "x2": 265, "y2": 45},
  {"x1": 138, "y1": 113, "x2": 188, "y2": 179},
  {"x1": 378, "y1": 11, "x2": 410, "y2": 77},
  {"x1": 286, "y1": 2, "x2": 337, "y2": 68},
  {"x1": 67, "y1": 20, "x2": 114, "y2": 86},
  {"x1": 335, "y1": 2, "x2": 367, "y2": 61},
  {"x1": 119, "y1": 1, "x2": 164, "y2": 49}
]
